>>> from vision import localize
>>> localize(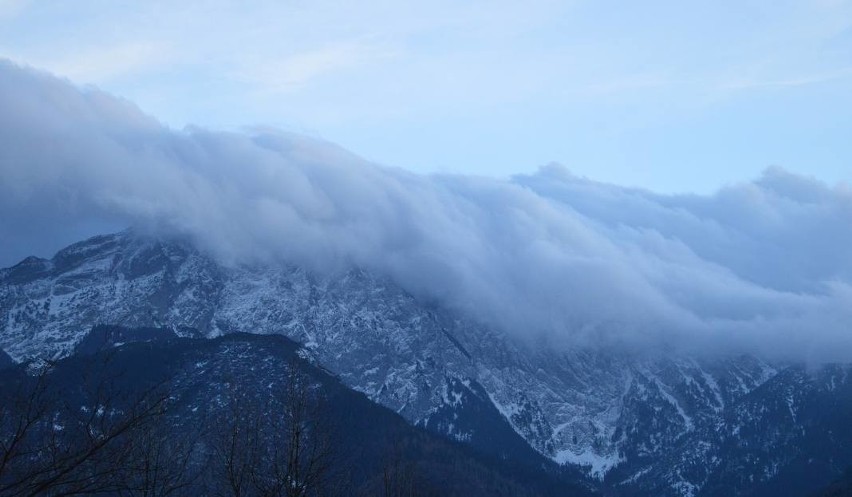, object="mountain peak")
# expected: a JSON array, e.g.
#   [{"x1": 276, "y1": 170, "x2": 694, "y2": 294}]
[{"x1": 1, "y1": 232, "x2": 850, "y2": 496}]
